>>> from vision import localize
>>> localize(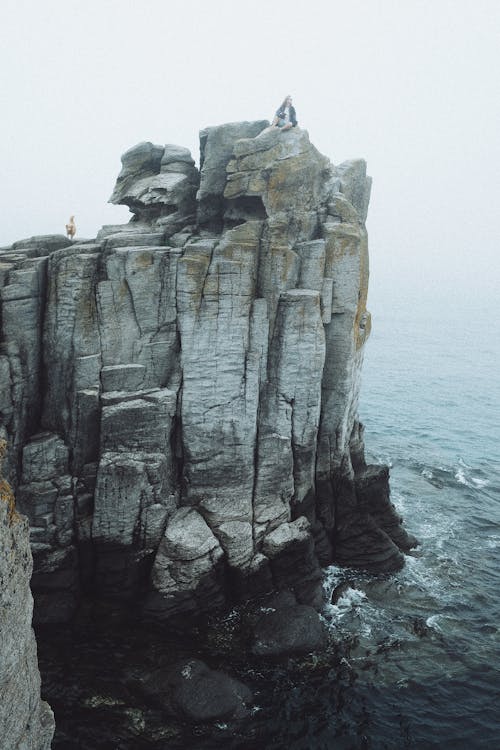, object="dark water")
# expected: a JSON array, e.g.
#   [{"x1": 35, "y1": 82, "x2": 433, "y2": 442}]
[{"x1": 37, "y1": 291, "x2": 500, "y2": 748}]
